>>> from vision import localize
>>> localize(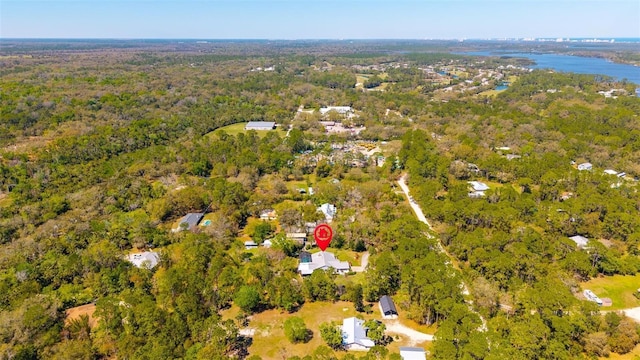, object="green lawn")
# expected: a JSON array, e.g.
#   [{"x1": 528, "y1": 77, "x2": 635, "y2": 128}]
[
  {"x1": 234, "y1": 300, "x2": 432, "y2": 360},
  {"x1": 581, "y1": 274, "x2": 640, "y2": 310},
  {"x1": 207, "y1": 122, "x2": 286, "y2": 138}
]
